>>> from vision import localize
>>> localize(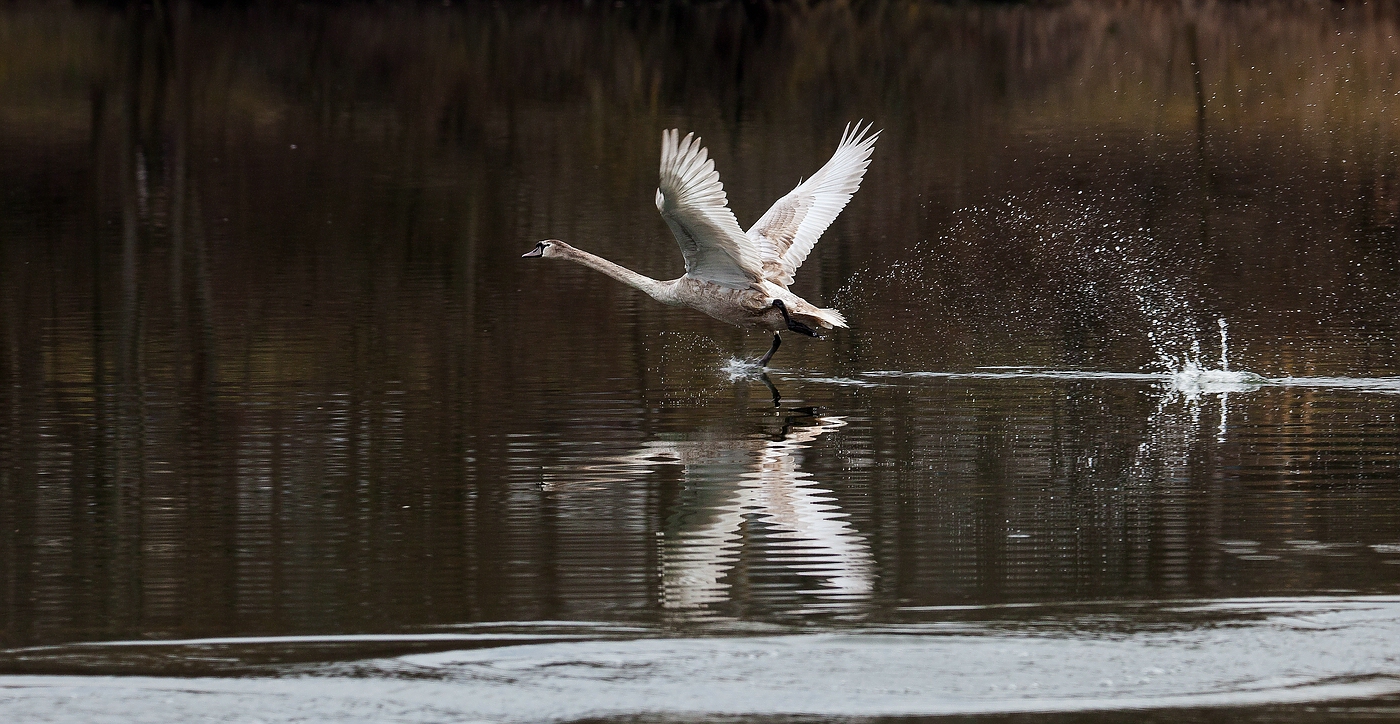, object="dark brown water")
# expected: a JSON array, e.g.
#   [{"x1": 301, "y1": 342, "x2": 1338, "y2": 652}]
[{"x1": 3, "y1": 1, "x2": 1400, "y2": 721}]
